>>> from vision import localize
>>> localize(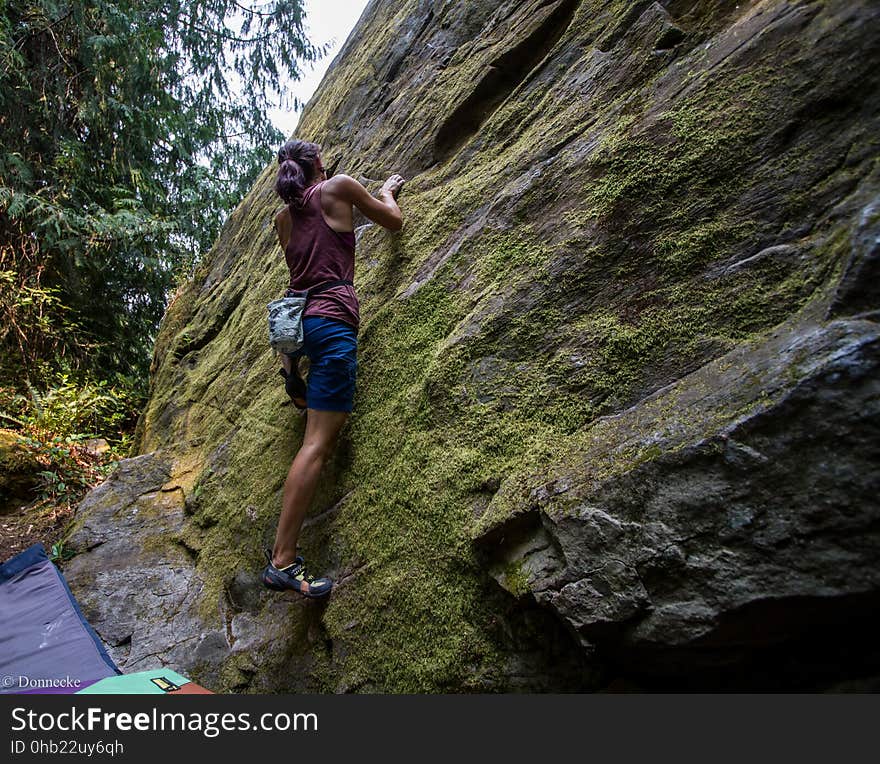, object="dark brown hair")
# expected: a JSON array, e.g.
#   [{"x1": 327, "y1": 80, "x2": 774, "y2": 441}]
[{"x1": 275, "y1": 139, "x2": 321, "y2": 206}]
